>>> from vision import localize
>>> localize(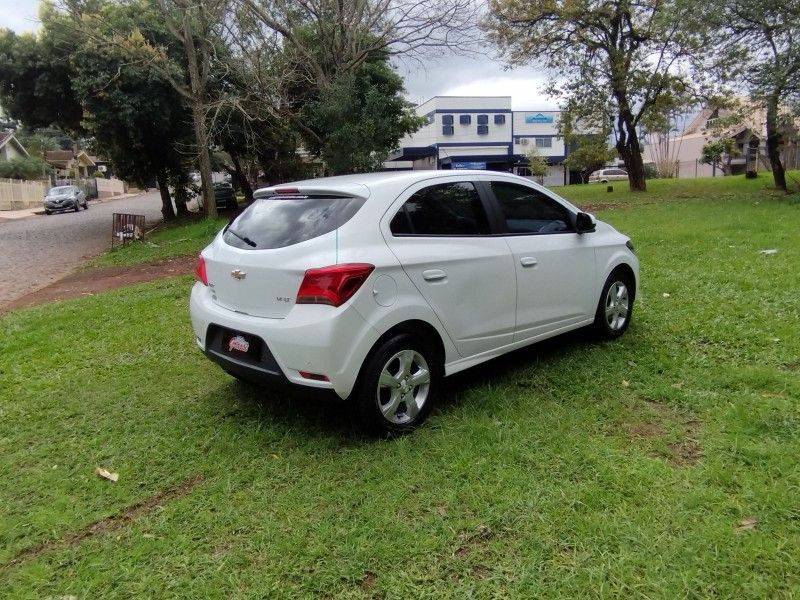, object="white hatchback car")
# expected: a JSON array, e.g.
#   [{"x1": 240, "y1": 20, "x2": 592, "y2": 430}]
[{"x1": 189, "y1": 171, "x2": 638, "y2": 433}]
